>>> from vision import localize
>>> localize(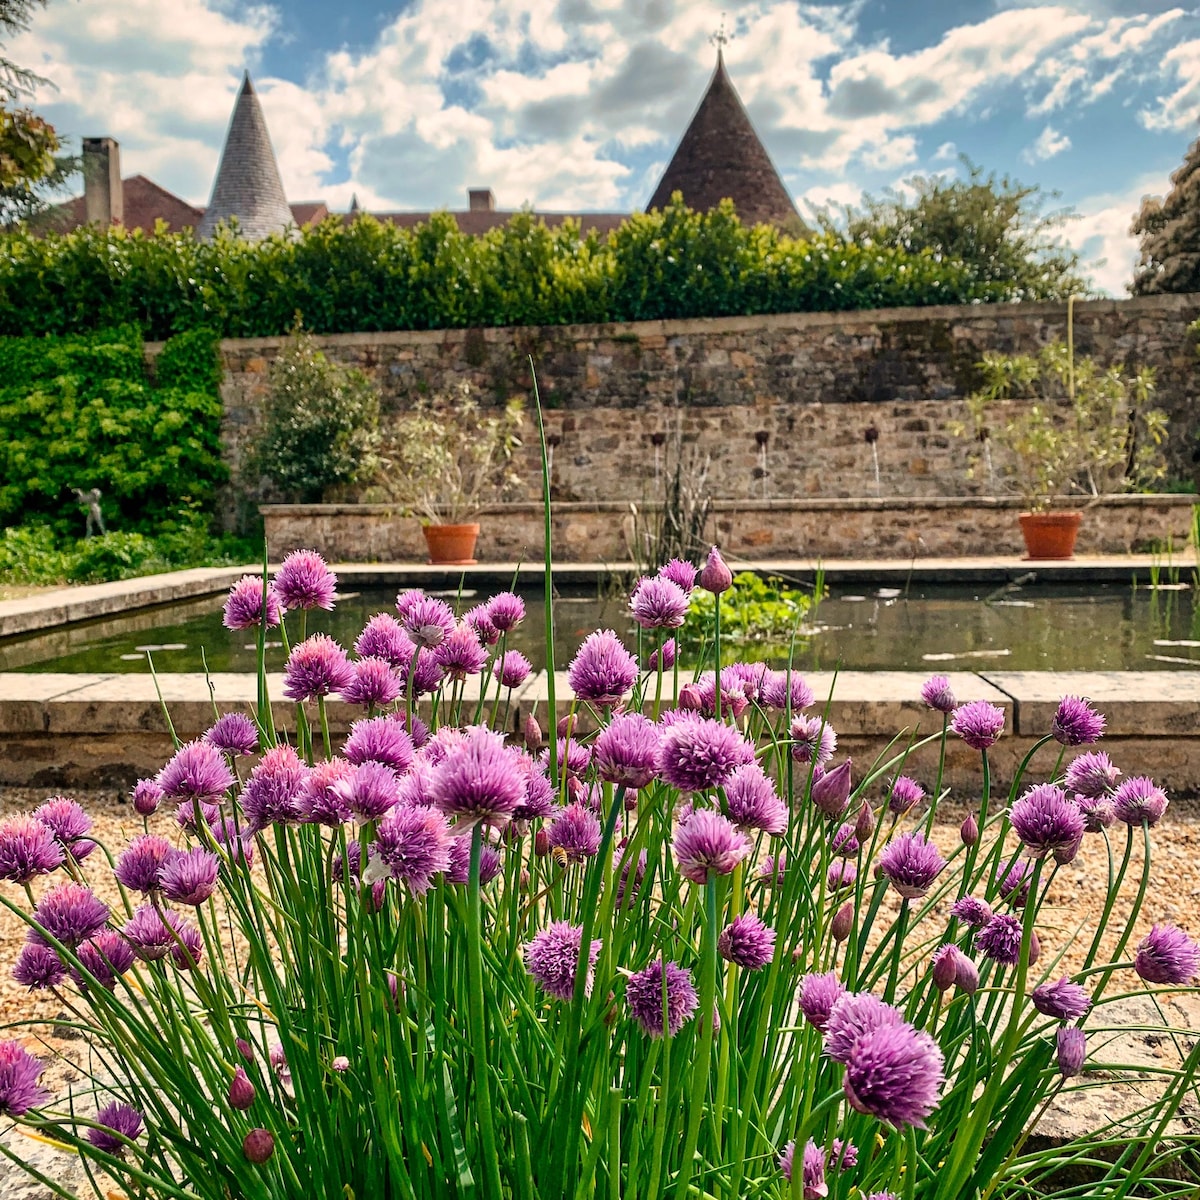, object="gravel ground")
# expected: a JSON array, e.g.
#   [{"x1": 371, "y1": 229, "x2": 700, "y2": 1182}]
[{"x1": 0, "y1": 787, "x2": 1196, "y2": 1197}]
